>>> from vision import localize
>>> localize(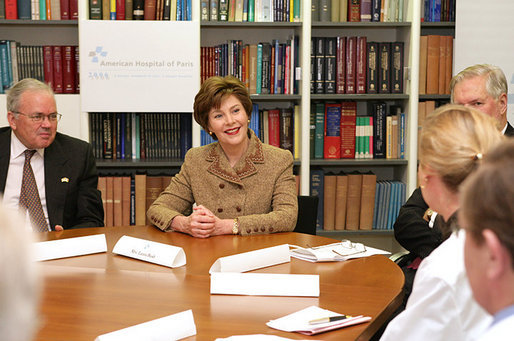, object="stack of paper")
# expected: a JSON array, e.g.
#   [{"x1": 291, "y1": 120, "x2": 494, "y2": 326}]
[
  {"x1": 266, "y1": 306, "x2": 371, "y2": 336},
  {"x1": 289, "y1": 241, "x2": 390, "y2": 262}
]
